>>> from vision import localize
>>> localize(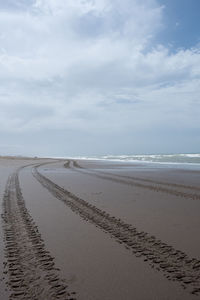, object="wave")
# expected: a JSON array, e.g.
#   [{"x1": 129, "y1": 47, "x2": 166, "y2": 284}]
[{"x1": 63, "y1": 153, "x2": 200, "y2": 165}]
